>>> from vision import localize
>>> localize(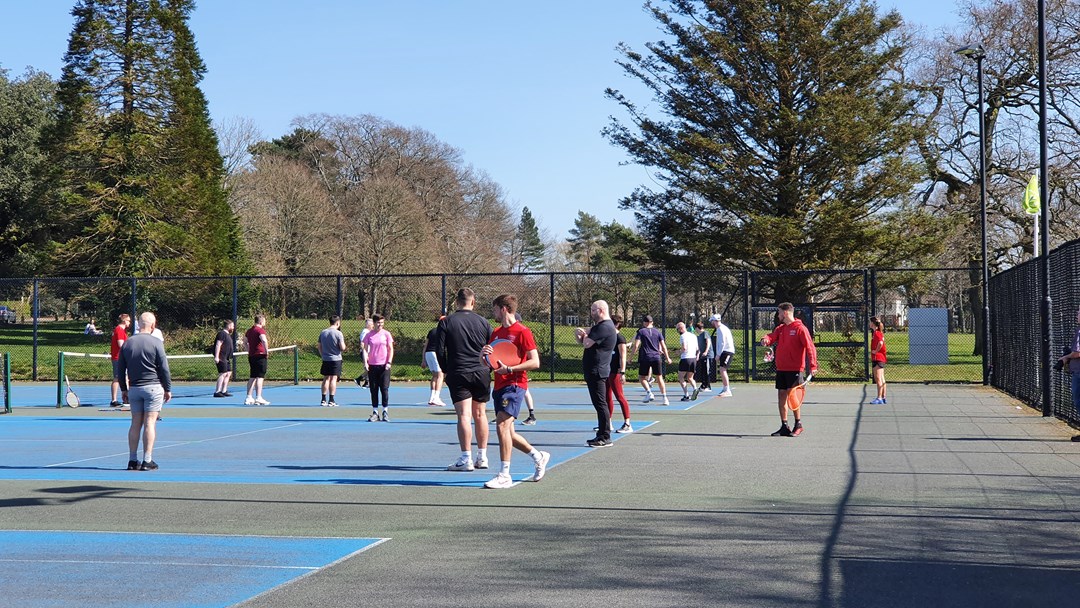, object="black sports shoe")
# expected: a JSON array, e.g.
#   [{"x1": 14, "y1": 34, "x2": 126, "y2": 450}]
[
  {"x1": 127, "y1": 460, "x2": 139, "y2": 470},
  {"x1": 1072, "y1": 435, "x2": 1080, "y2": 442},
  {"x1": 110, "y1": 401, "x2": 122, "y2": 408},
  {"x1": 222, "y1": 392, "x2": 233, "y2": 397},
  {"x1": 771, "y1": 424, "x2": 792, "y2": 437},
  {"x1": 586, "y1": 438, "x2": 612, "y2": 448},
  {"x1": 522, "y1": 414, "x2": 537, "y2": 425},
  {"x1": 139, "y1": 460, "x2": 159, "y2": 471},
  {"x1": 213, "y1": 392, "x2": 224, "y2": 398}
]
